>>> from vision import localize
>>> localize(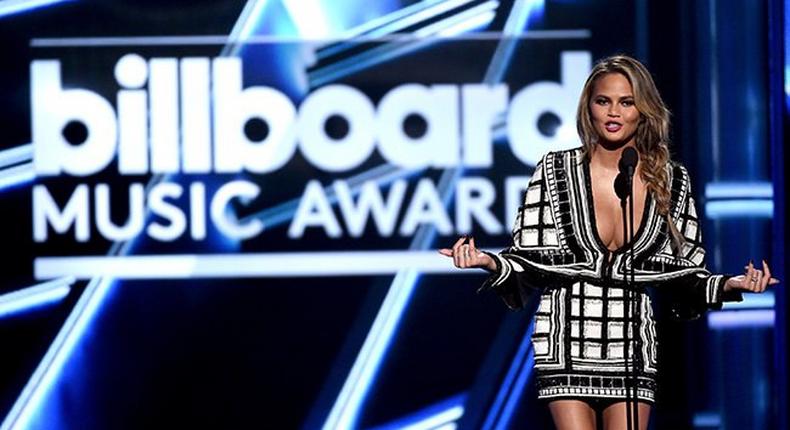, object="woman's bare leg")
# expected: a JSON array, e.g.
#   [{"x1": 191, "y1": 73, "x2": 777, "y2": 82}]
[
  {"x1": 549, "y1": 400, "x2": 597, "y2": 430},
  {"x1": 601, "y1": 402, "x2": 651, "y2": 430}
]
